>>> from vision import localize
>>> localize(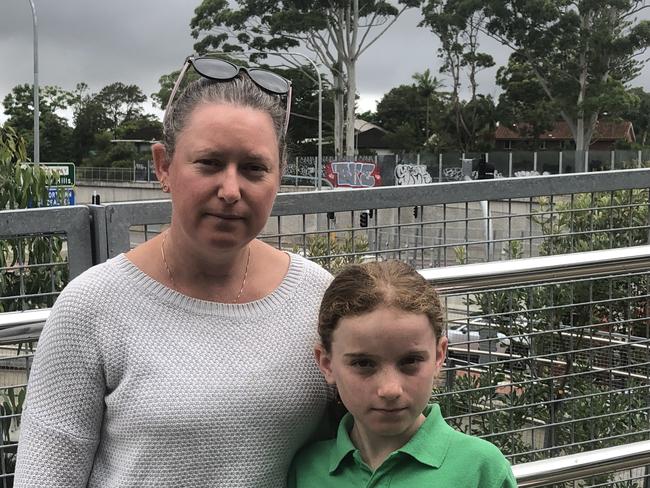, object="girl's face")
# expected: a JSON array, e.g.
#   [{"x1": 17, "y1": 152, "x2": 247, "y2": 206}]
[
  {"x1": 316, "y1": 306, "x2": 447, "y2": 448},
  {"x1": 154, "y1": 102, "x2": 280, "y2": 252}
]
